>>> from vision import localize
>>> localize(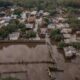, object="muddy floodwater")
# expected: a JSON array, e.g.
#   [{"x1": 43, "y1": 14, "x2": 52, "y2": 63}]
[
  {"x1": 0, "y1": 43, "x2": 80, "y2": 80},
  {"x1": 0, "y1": 43, "x2": 51, "y2": 80},
  {"x1": 52, "y1": 45, "x2": 80, "y2": 80}
]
